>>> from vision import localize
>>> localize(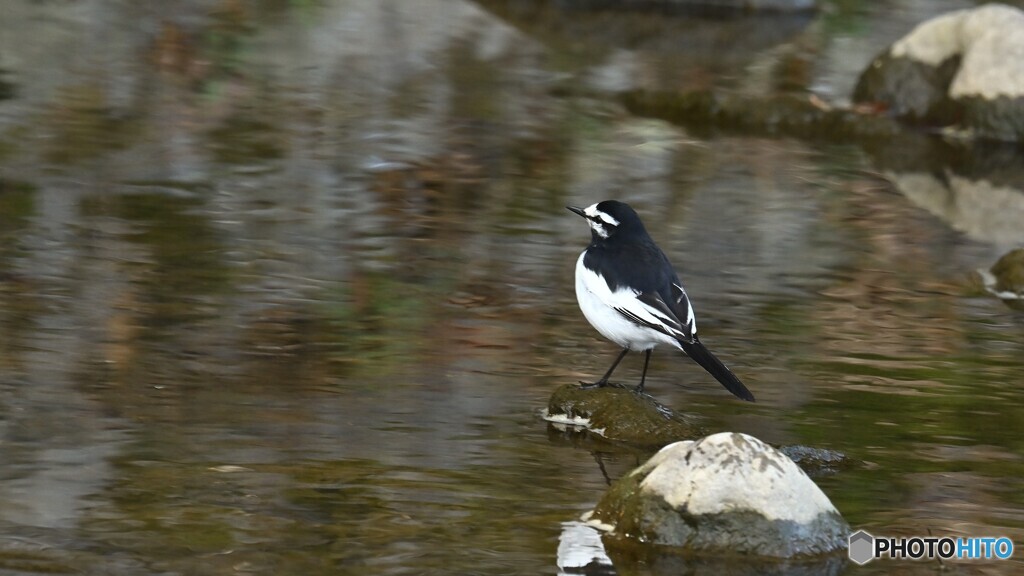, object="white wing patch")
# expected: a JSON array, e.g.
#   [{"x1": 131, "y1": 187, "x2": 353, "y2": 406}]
[{"x1": 673, "y1": 282, "x2": 697, "y2": 336}]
